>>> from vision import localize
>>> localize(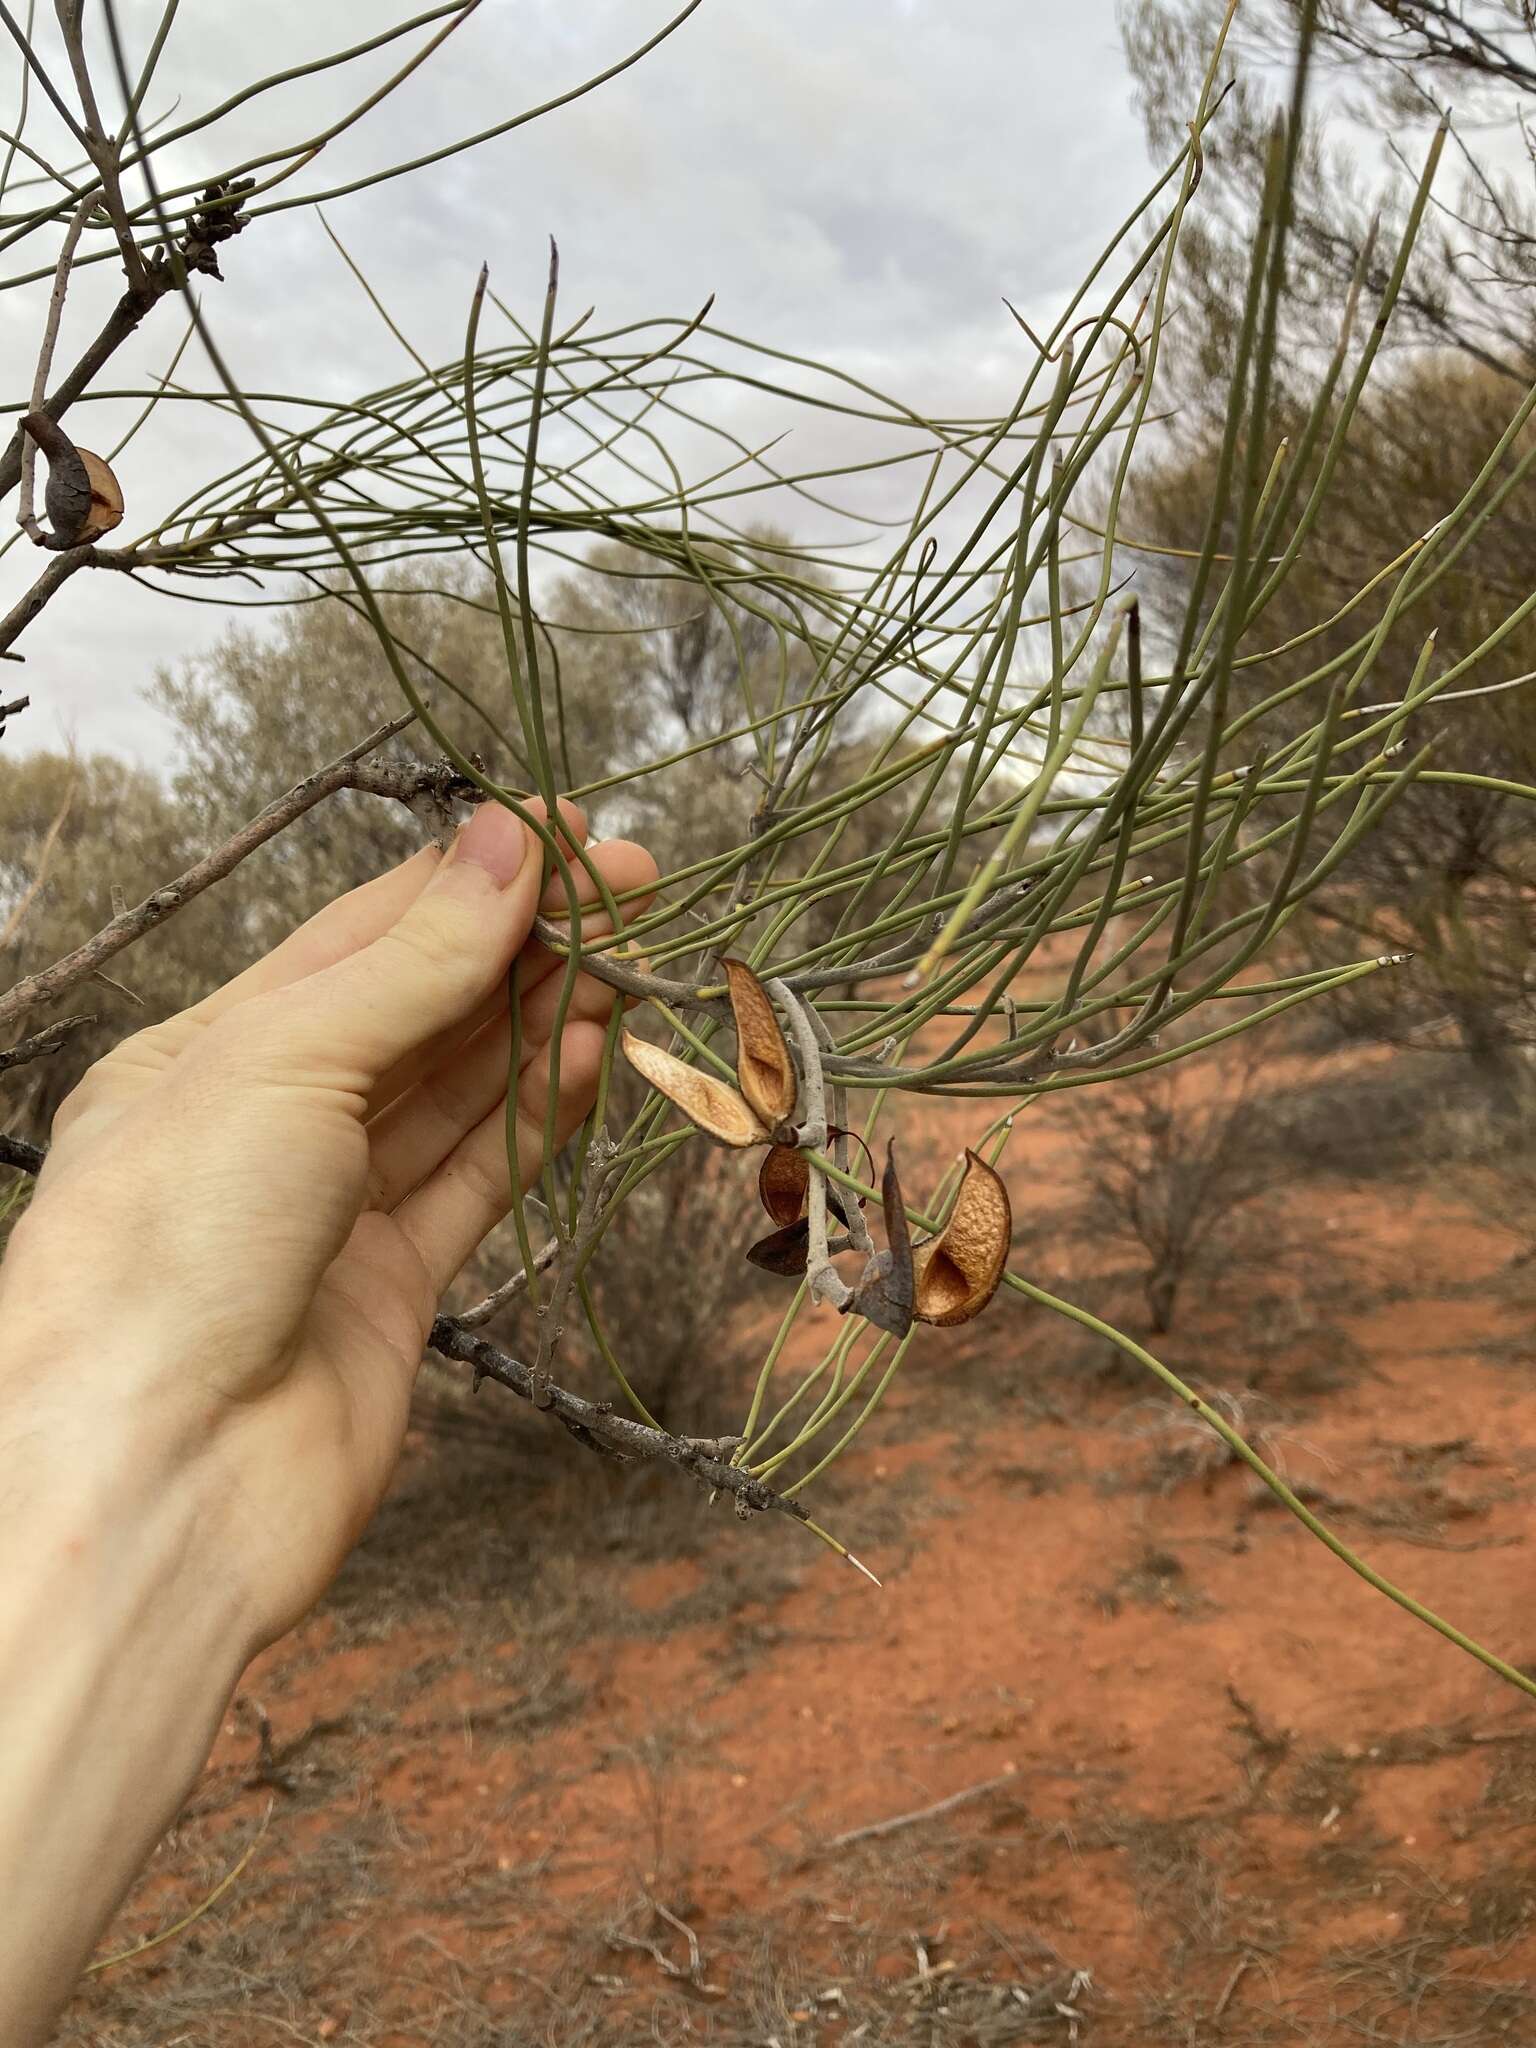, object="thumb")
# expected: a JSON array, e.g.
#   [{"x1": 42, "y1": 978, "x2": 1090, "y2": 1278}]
[{"x1": 263, "y1": 801, "x2": 541, "y2": 1085}]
